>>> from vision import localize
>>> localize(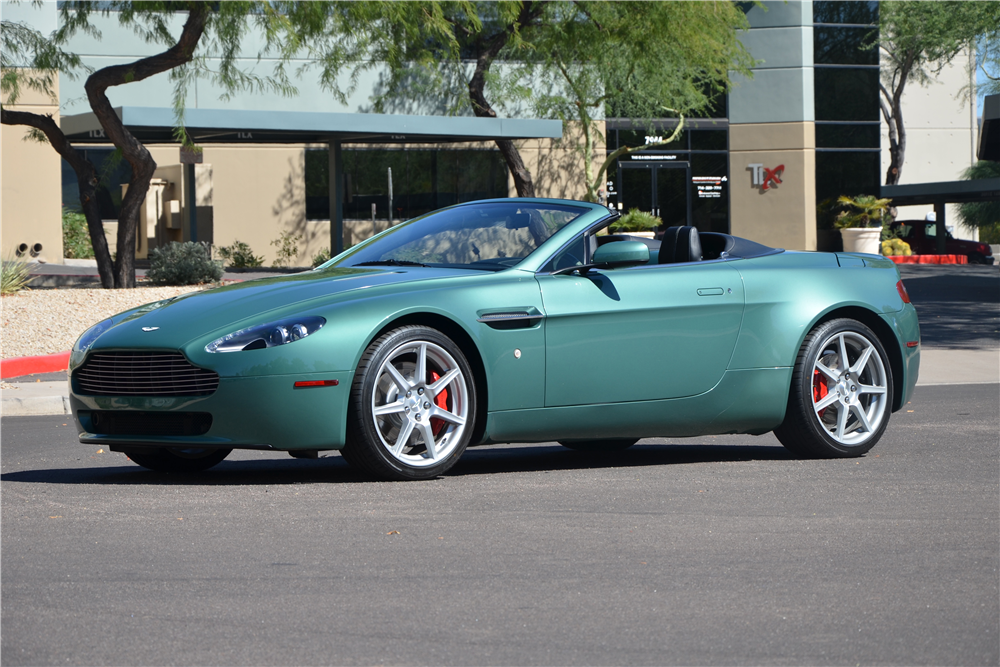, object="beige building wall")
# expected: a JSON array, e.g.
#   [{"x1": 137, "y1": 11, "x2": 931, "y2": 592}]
[
  {"x1": 729, "y1": 122, "x2": 817, "y2": 251},
  {"x1": 513, "y1": 121, "x2": 604, "y2": 201},
  {"x1": 1, "y1": 75, "x2": 64, "y2": 264},
  {"x1": 881, "y1": 52, "x2": 979, "y2": 239}
]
